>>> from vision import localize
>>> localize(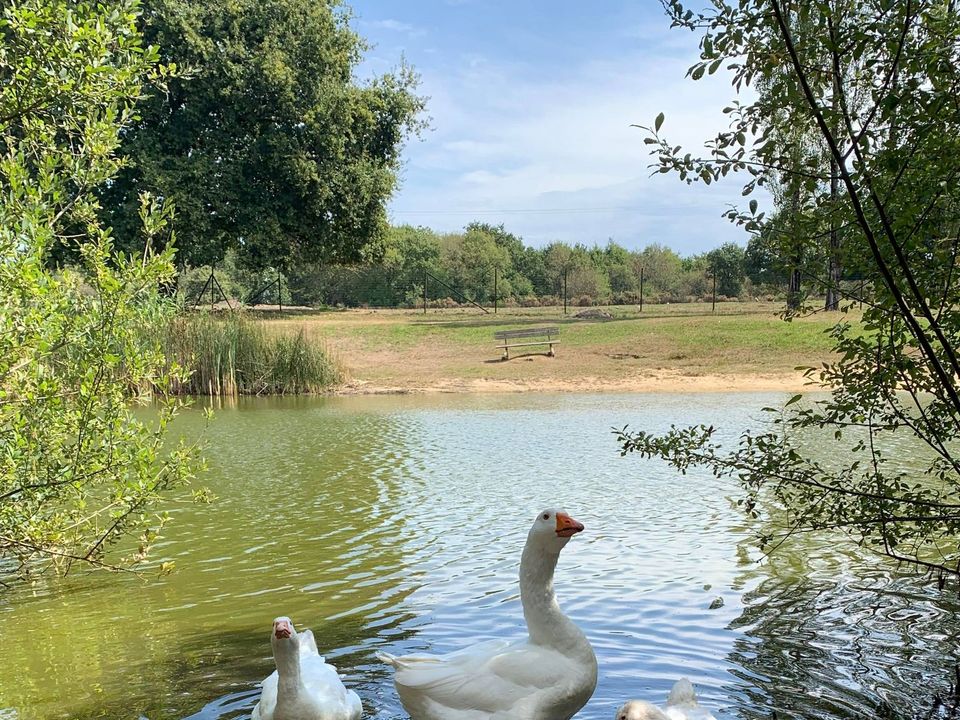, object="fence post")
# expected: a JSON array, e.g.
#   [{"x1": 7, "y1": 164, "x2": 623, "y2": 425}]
[
  {"x1": 563, "y1": 268, "x2": 568, "y2": 315},
  {"x1": 277, "y1": 269, "x2": 283, "y2": 312},
  {"x1": 423, "y1": 269, "x2": 427, "y2": 314},
  {"x1": 639, "y1": 266, "x2": 644, "y2": 312},
  {"x1": 494, "y1": 268, "x2": 498, "y2": 314},
  {"x1": 711, "y1": 273, "x2": 717, "y2": 313}
]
